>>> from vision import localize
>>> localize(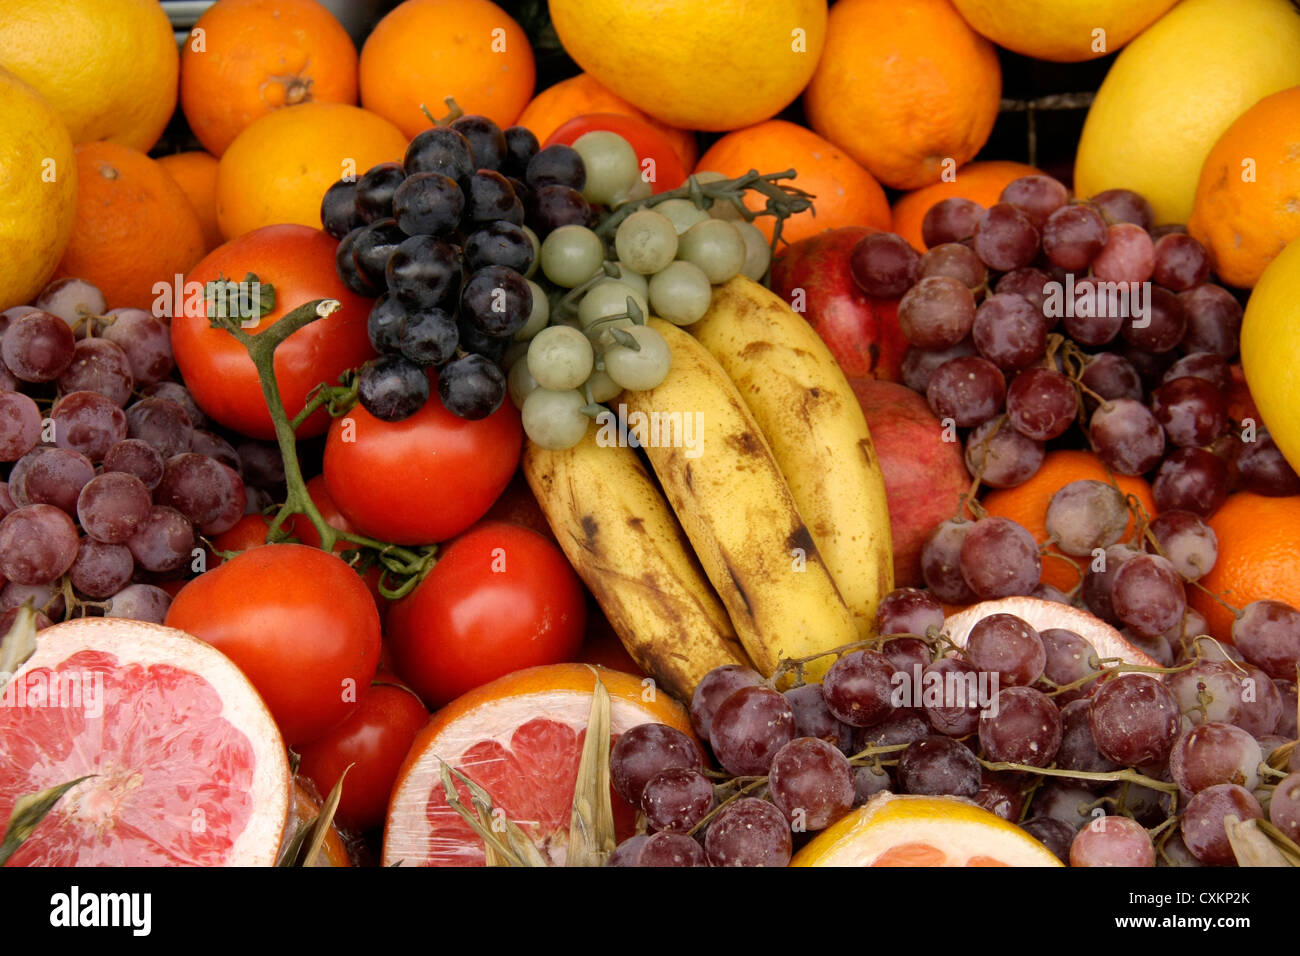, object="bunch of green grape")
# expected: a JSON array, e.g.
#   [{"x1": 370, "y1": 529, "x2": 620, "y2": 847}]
[{"x1": 507, "y1": 131, "x2": 772, "y2": 450}]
